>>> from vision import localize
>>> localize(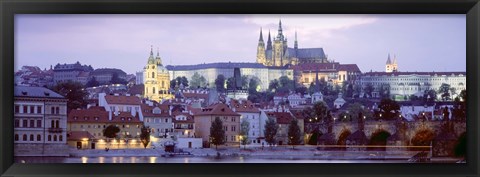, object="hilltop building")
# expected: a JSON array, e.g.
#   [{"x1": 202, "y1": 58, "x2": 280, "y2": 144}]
[{"x1": 256, "y1": 20, "x2": 329, "y2": 67}]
